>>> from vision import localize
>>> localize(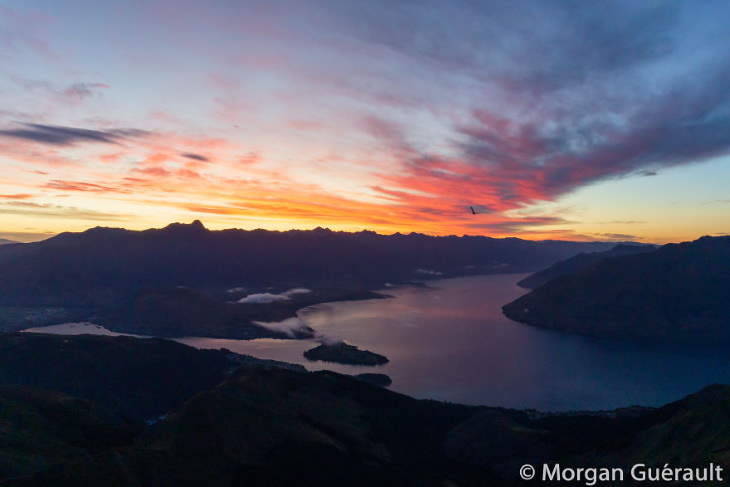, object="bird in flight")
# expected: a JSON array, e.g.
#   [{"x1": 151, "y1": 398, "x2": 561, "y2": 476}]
[{"x1": 470, "y1": 206, "x2": 476, "y2": 215}]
